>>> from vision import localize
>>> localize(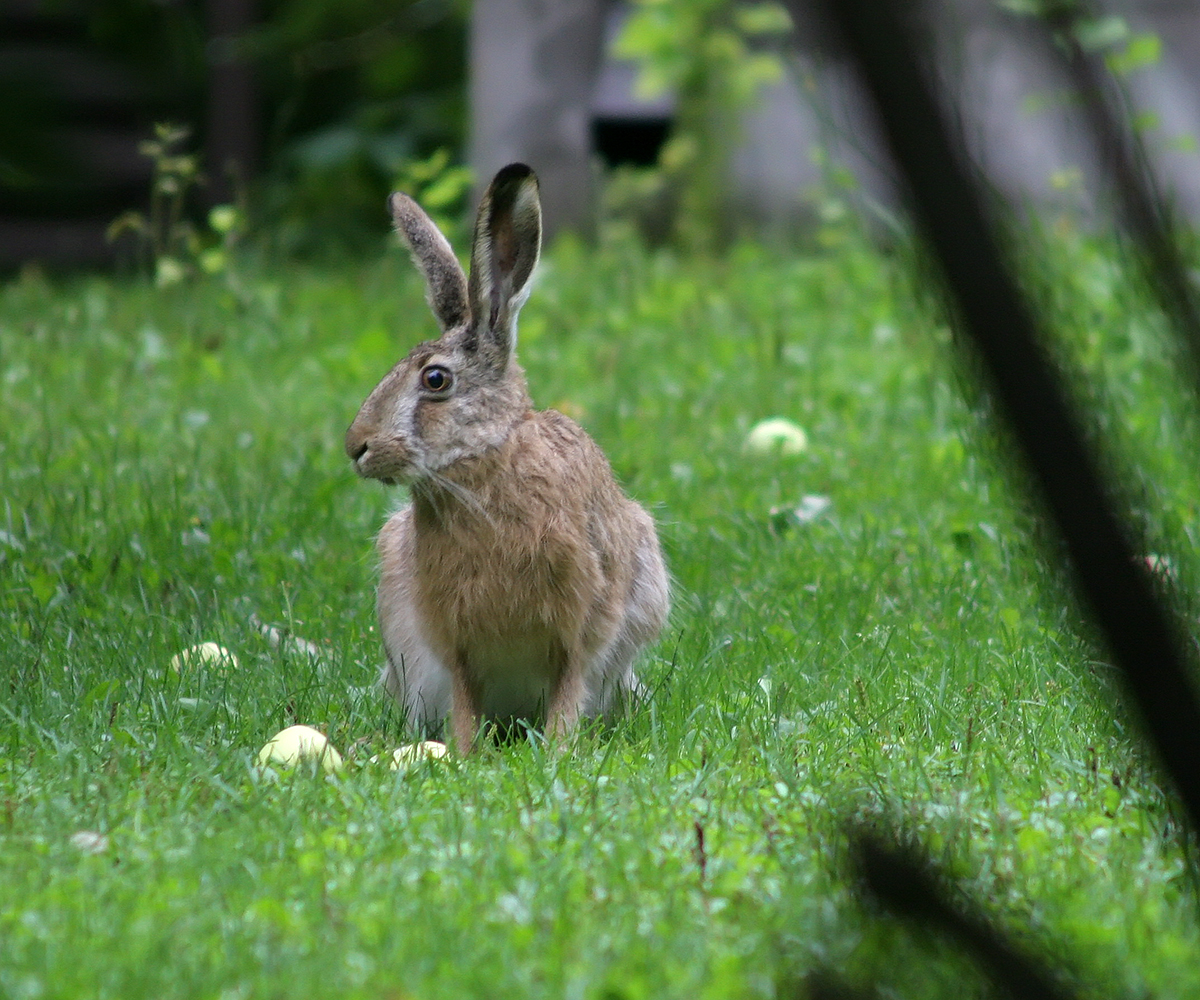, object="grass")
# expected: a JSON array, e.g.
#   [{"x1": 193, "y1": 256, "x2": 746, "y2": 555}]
[{"x1": 3, "y1": 223, "x2": 1200, "y2": 998}]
